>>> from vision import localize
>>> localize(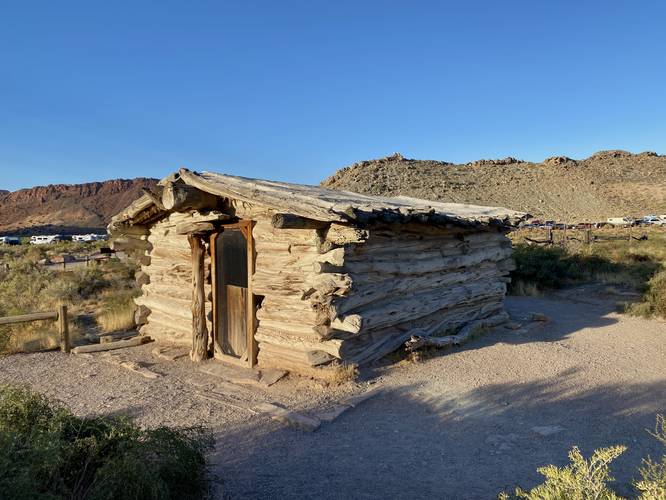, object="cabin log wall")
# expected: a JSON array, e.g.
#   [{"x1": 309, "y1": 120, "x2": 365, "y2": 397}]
[
  {"x1": 126, "y1": 205, "x2": 515, "y2": 376},
  {"x1": 135, "y1": 212, "x2": 213, "y2": 345}
]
